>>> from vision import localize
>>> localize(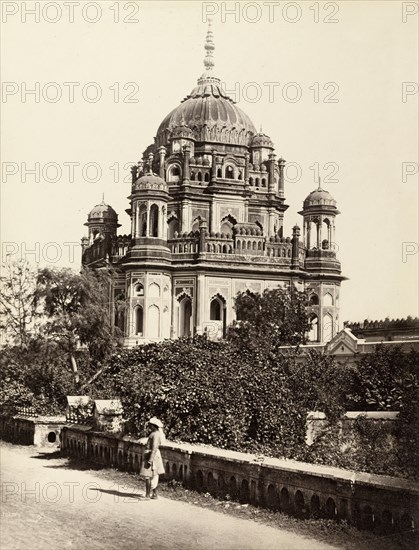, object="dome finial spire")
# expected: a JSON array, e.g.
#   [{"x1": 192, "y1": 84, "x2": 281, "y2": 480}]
[
  {"x1": 317, "y1": 176, "x2": 322, "y2": 191},
  {"x1": 203, "y1": 19, "x2": 215, "y2": 73}
]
